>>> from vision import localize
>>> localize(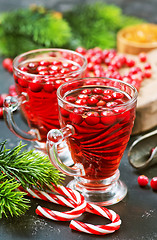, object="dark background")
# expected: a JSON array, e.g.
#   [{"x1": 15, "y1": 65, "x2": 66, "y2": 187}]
[{"x1": 0, "y1": 1, "x2": 157, "y2": 240}]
